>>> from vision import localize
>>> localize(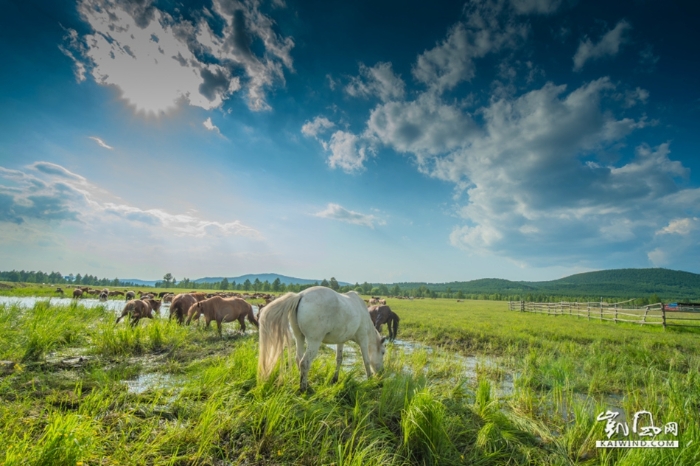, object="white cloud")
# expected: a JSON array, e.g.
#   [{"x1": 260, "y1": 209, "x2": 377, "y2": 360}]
[
  {"x1": 345, "y1": 62, "x2": 405, "y2": 102},
  {"x1": 412, "y1": 3, "x2": 527, "y2": 93},
  {"x1": 202, "y1": 117, "x2": 224, "y2": 137},
  {"x1": 656, "y1": 218, "x2": 698, "y2": 236},
  {"x1": 326, "y1": 131, "x2": 371, "y2": 173},
  {"x1": 65, "y1": 0, "x2": 293, "y2": 114},
  {"x1": 88, "y1": 136, "x2": 114, "y2": 150},
  {"x1": 365, "y1": 93, "x2": 478, "y2": 161},
  {"x1": 314, "y1": 203, "x2": 384, "y2": 228},
  {"x1": 301, "y1": 117, "x2": 335, "y2": 138},
  {"x1": 573, "y1": 20, "x2": 631, "y2": 71},
  {"x1": 0, "y1": 162, "x2": 260, "y2": 240}
]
